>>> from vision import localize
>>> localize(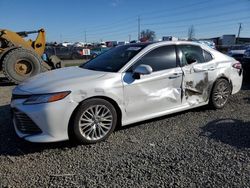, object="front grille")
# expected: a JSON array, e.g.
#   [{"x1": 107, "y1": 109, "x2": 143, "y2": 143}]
[
  {"x1": 12, "y1": 94, "x2": 31, "y2": 100},
  {"x1": 13, "y1": 109, "x2": 42, "y2": 134}
]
